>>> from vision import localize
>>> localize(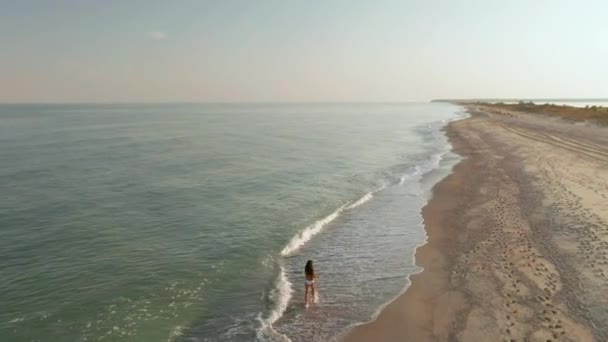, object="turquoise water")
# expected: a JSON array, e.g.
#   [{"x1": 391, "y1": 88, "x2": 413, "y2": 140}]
[{"x1": 0, "y1": 103, "x2": 464, "y2": 341}]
